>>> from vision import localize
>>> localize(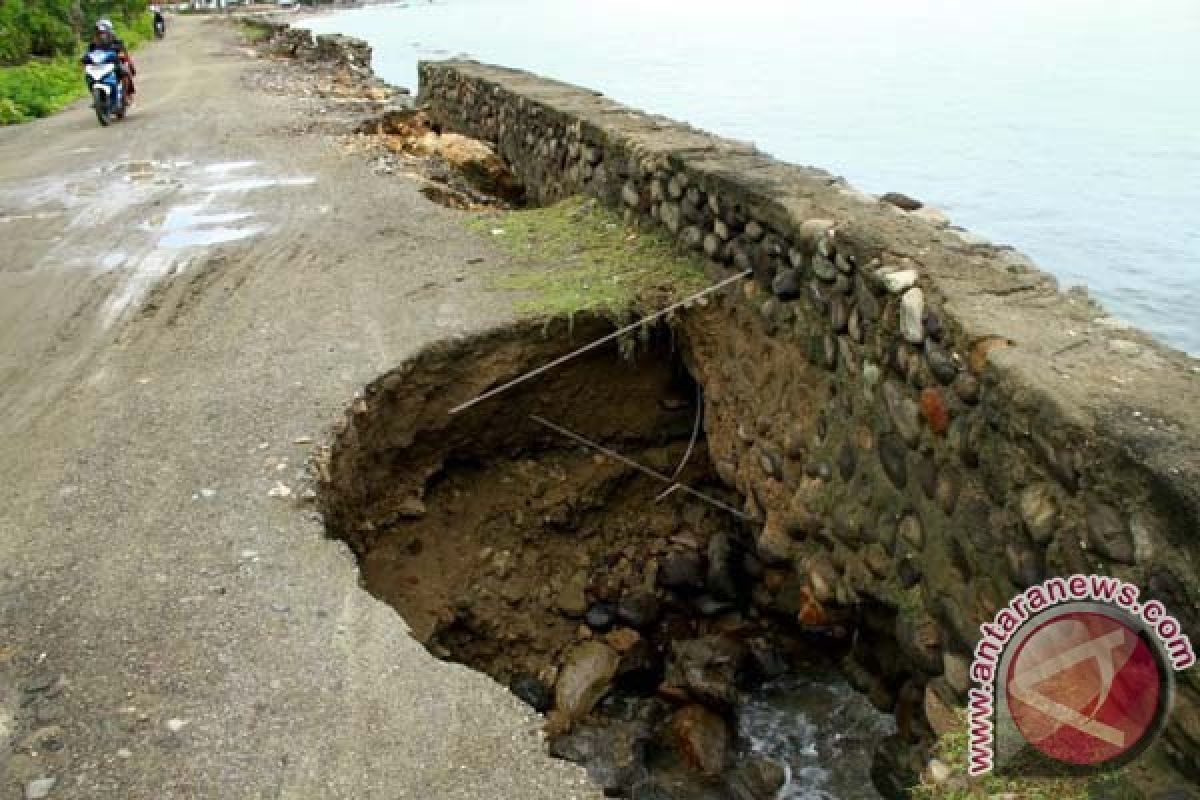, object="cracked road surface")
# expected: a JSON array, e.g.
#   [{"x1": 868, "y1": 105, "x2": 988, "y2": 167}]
[{"x1": 0, "y1": 16, "x2": 598, "y2": 800}]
